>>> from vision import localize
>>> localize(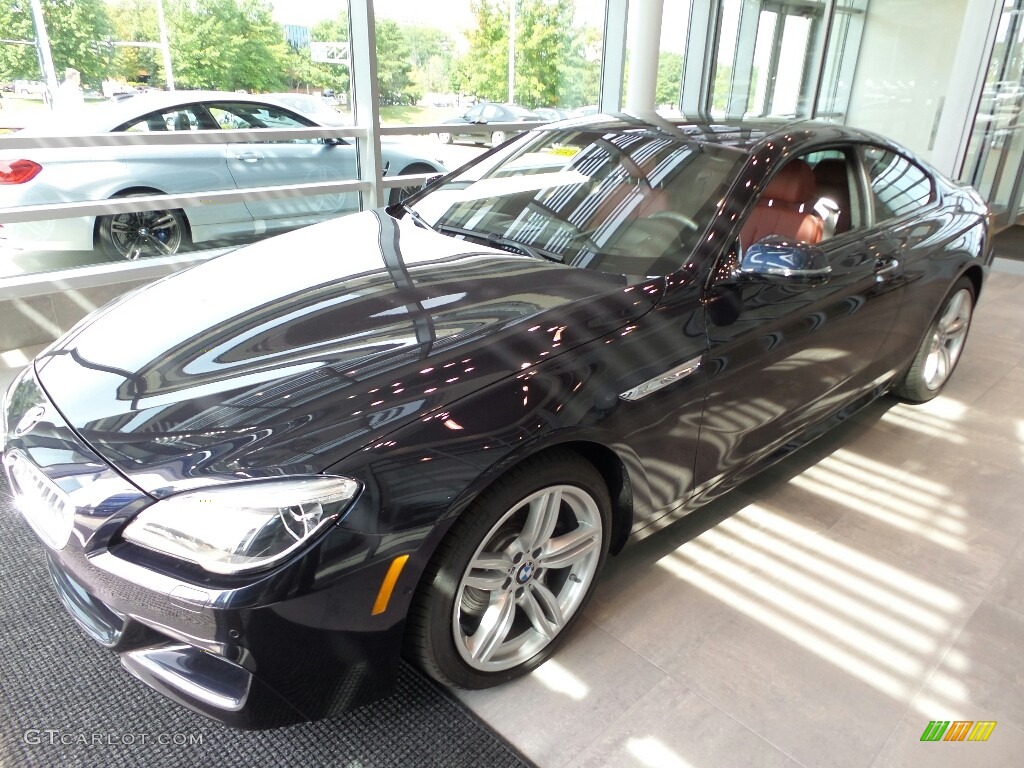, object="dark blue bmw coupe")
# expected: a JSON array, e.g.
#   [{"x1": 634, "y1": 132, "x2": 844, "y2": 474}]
[{"x1": 2, "y1": 115, "x2": 992, "y2": 727}]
